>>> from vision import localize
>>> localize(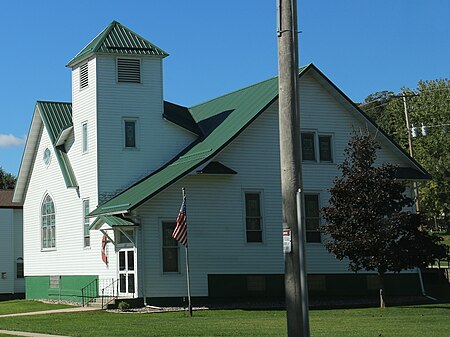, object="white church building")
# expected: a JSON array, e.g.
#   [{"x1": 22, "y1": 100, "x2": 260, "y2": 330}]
[{"x1": 13, "y1": 21, "x2": 428, "y2": 304}]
